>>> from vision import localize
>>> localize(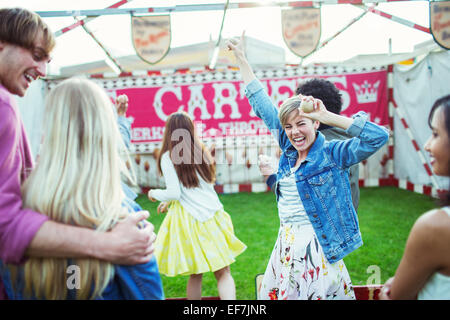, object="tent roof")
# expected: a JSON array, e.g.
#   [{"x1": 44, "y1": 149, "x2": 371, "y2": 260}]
[
  {"x1": 59, "y1": 36, "x2": 286, "y2": 76},
  {"x1": 1, "y1": 0, "x2": 435, "y2": 75}
]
